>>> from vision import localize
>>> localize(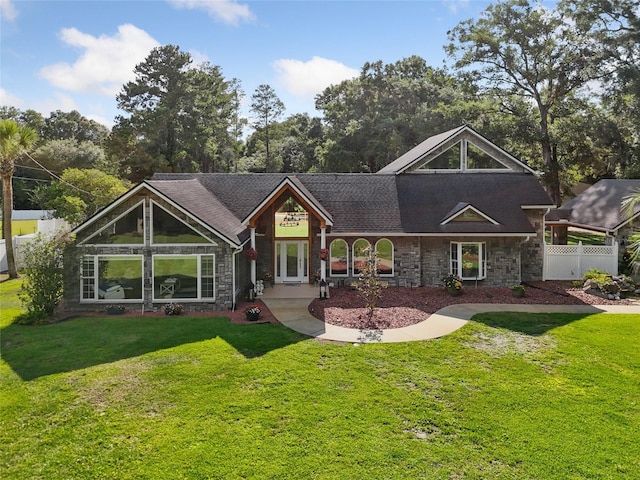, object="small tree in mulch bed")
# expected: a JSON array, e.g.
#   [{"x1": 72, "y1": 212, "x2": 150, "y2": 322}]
[{"x1": 354, "y1": 248, "x2": 387, "y2": 328}]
